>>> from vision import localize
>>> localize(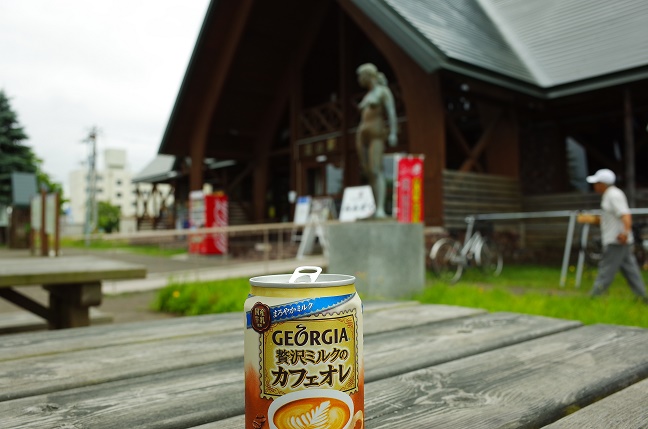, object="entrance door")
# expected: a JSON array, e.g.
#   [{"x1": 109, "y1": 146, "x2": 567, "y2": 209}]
[{"x1": 303, "y1": 160, "x2": 343, "y2": 198}]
